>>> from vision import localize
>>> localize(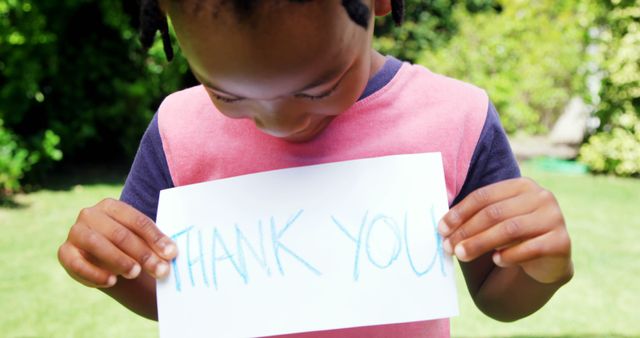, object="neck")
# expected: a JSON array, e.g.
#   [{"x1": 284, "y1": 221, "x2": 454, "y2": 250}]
[{"x1": 368, "y1": 49, "x2": 386, "y2": 80}]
